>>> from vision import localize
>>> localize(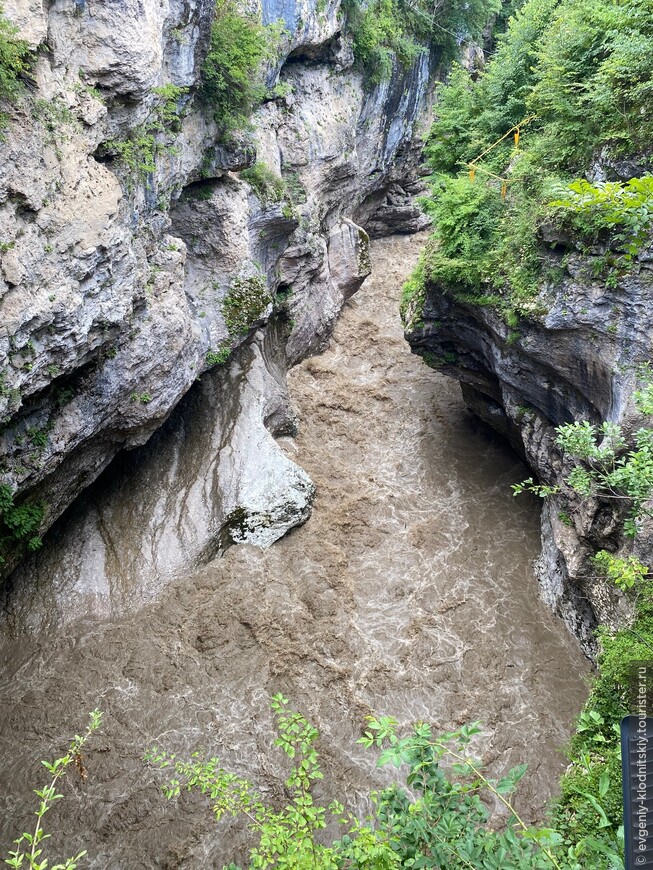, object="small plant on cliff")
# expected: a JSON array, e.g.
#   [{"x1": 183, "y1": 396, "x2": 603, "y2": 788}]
[
  {"x1": 341, "y1": 0, "x2": 423, "y2": 84},
  {"x1": 151, "y1": 84, "x2": 189, "y2": 134},
  {"x1": 0, "y1": 6, "x2": 31, "y2": 123},
  {"x1": 0, "y1": 483, "x2": 45, "y2": 563},
  {"x1": 3, "y1": 709, "x2": 102, "y2": 870},
  {"x1": 221, "y1": 273, "x2": 271, "y2": 336},
  {"x1": 513, "y1": 375, "x2": 653, "y2": 537},
  {"x1": 206, "y1": 346, "x2": 231, "y2": 367},
  {"x1": 102, "y1": 84, "x2": 188, "y2": 181},
  {"x1": 240, "y1": 161, "x2": 287, "y2": 207},
  {"x1": 200, "y1": 0, "x2": 275, "y2": 137}
]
